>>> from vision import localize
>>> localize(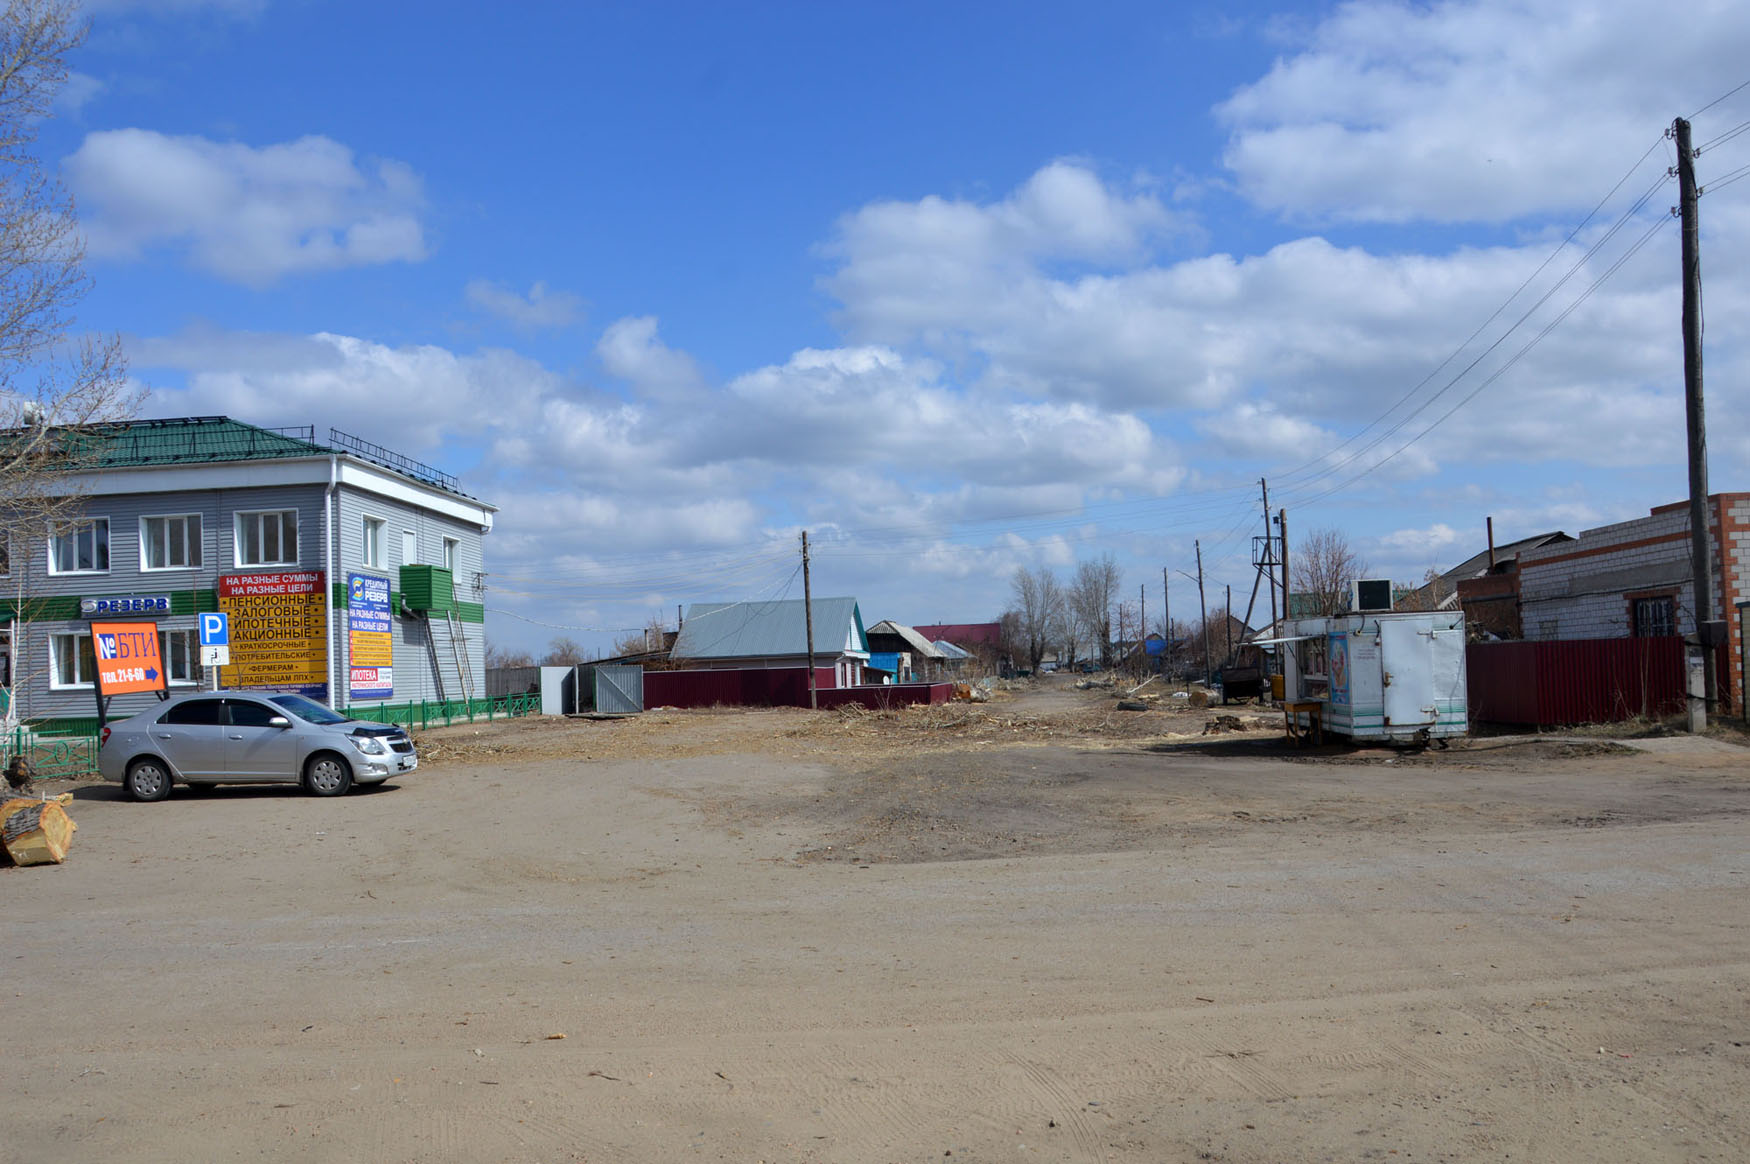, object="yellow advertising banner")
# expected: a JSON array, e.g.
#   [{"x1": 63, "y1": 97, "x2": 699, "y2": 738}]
[{"x1": 217, "y1": 571, "x2": 328, "y2": 693}]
